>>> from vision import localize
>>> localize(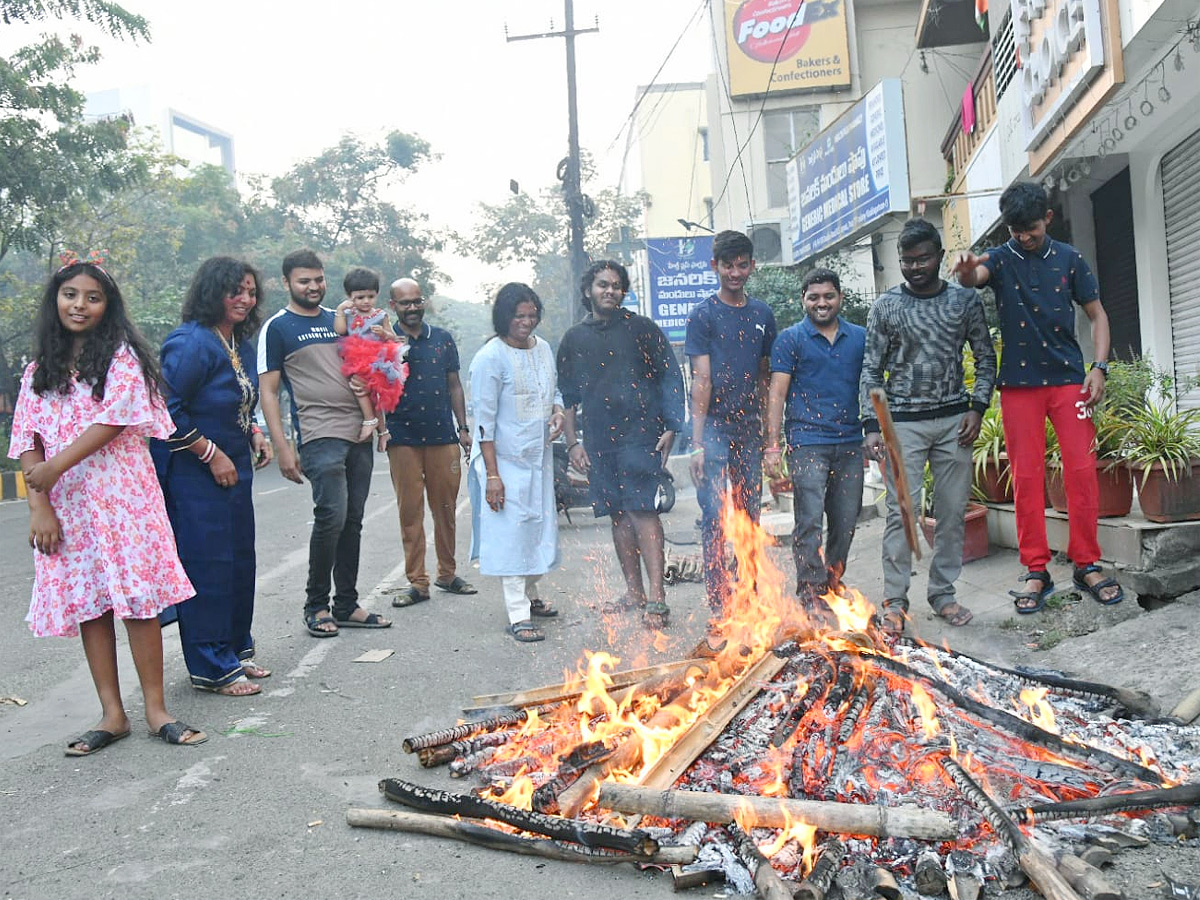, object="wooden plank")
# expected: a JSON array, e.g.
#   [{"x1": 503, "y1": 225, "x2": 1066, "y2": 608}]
[
  {"x1": 465, "y1": 658, "x2": 710, "y2": 713},
  {"x1": 636, "y1": 650, "x2": 789, "y2": 790}
]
